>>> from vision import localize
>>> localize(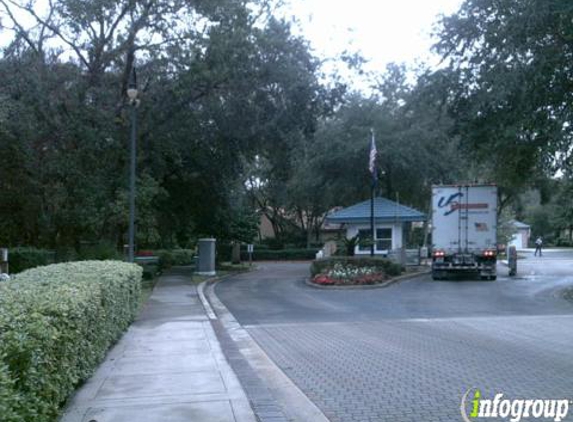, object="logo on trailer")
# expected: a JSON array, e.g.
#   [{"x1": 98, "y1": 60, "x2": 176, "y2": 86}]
[
  {"x1": 475, "y1": 223, "x2": 488, "y2": 231},
  {"x1": 438, "y1": 193, "x2": 489, "y2": 217}
]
